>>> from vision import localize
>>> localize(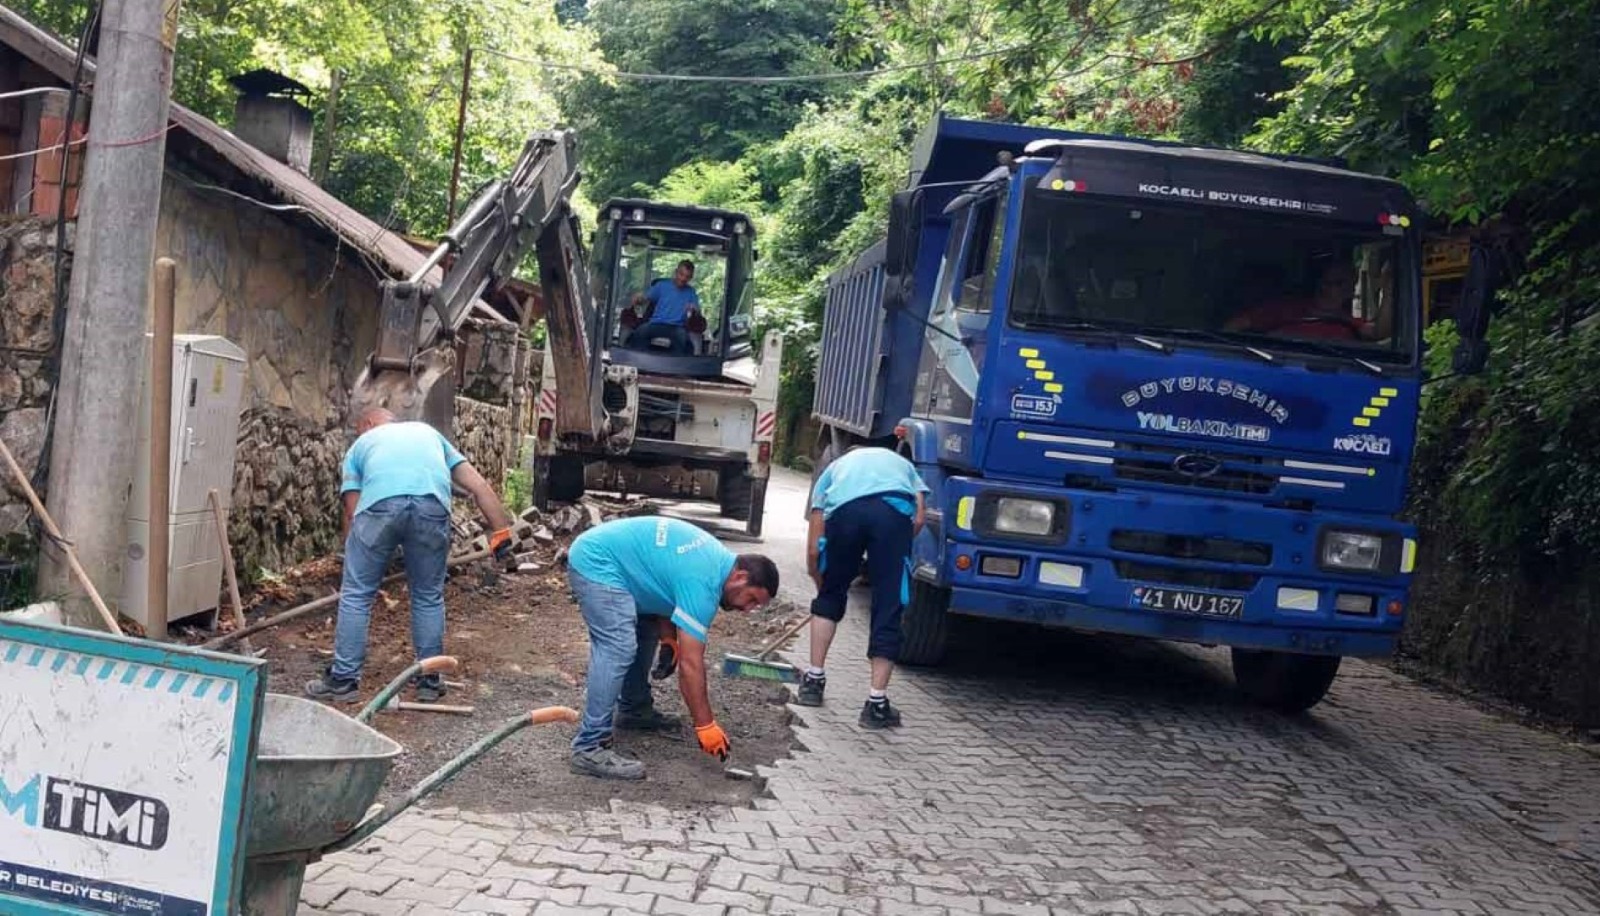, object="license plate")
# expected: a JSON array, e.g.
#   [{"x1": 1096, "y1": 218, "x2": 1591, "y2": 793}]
[{"x1": 1133, "y1": 586, "x2": 1244, "y2": 619}]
